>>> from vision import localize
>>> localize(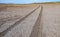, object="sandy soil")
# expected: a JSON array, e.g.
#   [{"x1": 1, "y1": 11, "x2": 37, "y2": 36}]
[
  {"x1": 0, "y1": 4, "x2": 39, "y2": 37},
  {"x1": 3, "y1": 6, "x2": 41, "y2": 37},
  {"x1": 0, "y1": 4, "x2": 60, "y2": 37},
  {"x1": 38, "y1": 4, "x2": 60, "y2": 37}
]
